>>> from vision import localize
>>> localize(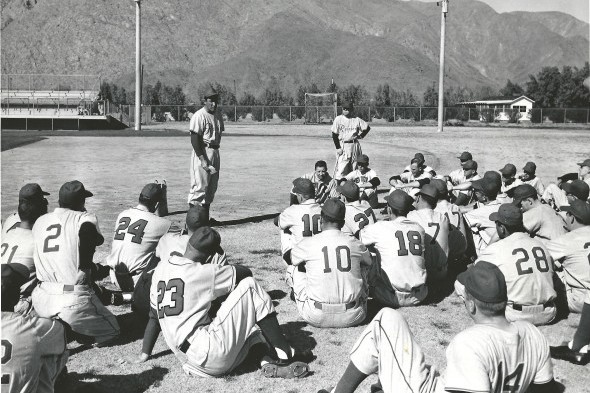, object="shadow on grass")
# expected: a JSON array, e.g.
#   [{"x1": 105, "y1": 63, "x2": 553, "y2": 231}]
[
  {"x1": 268, "y1": 289, "x2": 287, "y2": 300},
  {"x1": 282, "y1": 321, "x2": 318, "y2": 352},
  {"x1": 166, "y1": 210, "x2": 280, "y2": 227},
  {"x1": 60, "y1": 366, "x2": 168, "y2": 393}
]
